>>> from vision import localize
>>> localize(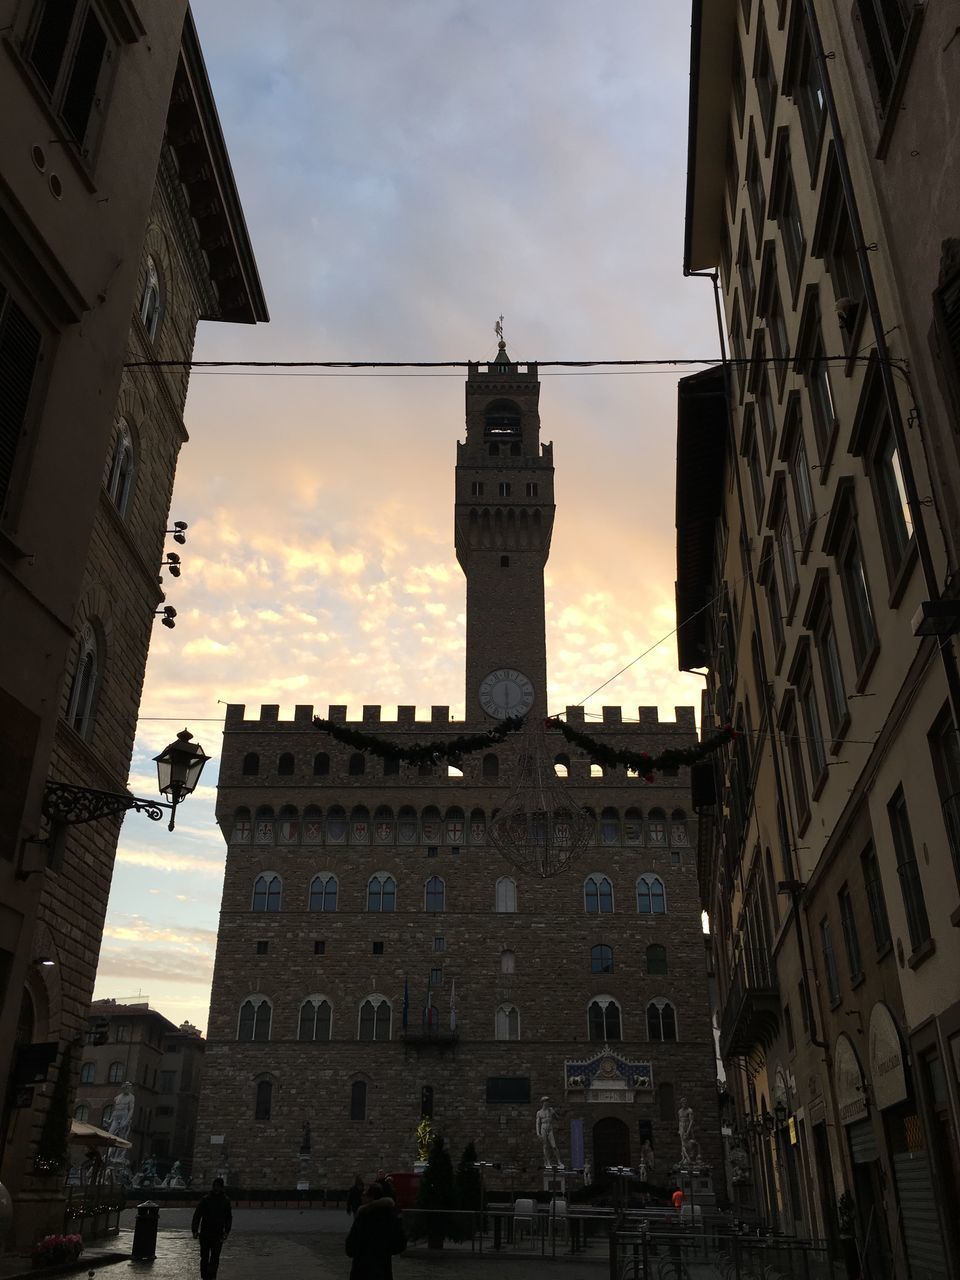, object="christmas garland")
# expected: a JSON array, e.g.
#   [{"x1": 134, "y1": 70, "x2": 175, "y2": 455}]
[
  {"x1": 312, "y1": 714, "x2": 525, "y2": 764},
  {"x1": 554, "y1": 720, "x2": 736, "y2": 781},
  {"x1": 311, "y1": 710, "x2": 734, "y2": 778}
]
